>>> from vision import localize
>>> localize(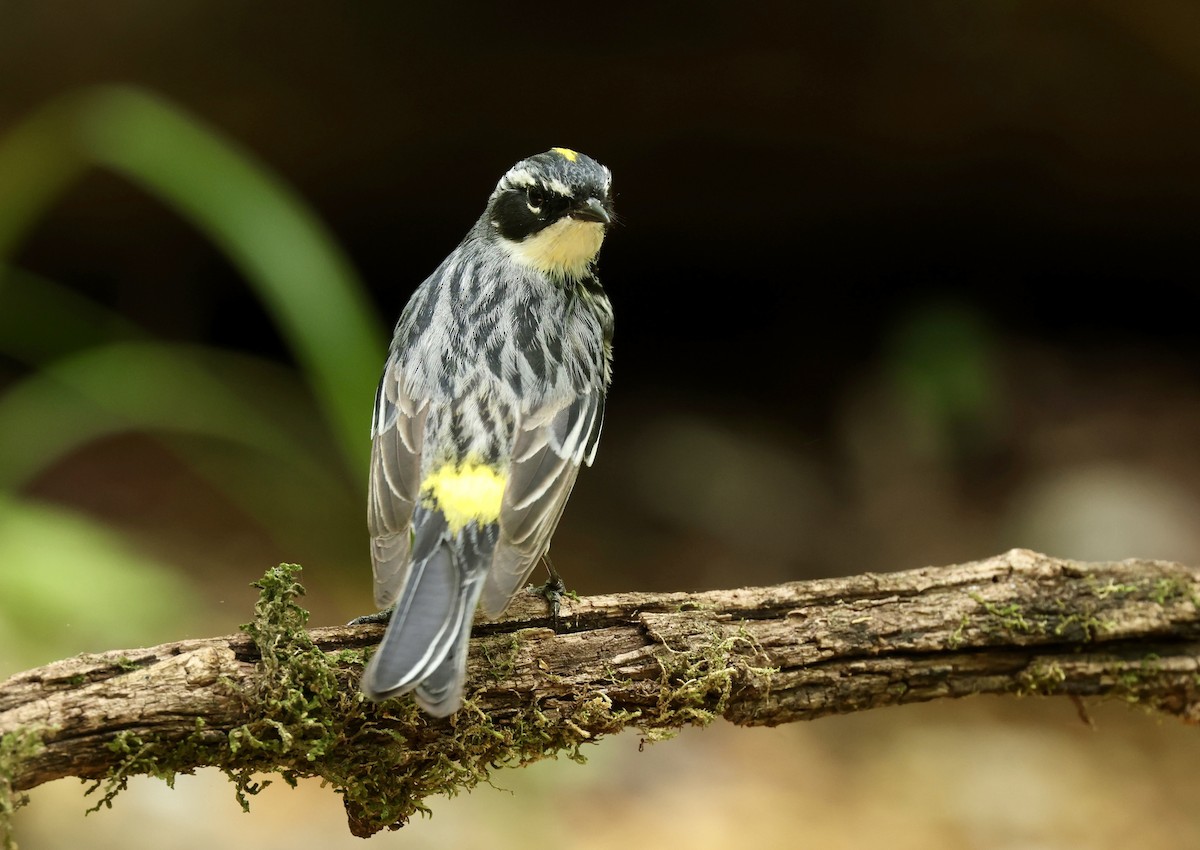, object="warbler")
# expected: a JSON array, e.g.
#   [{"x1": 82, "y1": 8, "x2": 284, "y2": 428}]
[{"x1": 360, "y1": 148, "x2": 615, "y2": 716}]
